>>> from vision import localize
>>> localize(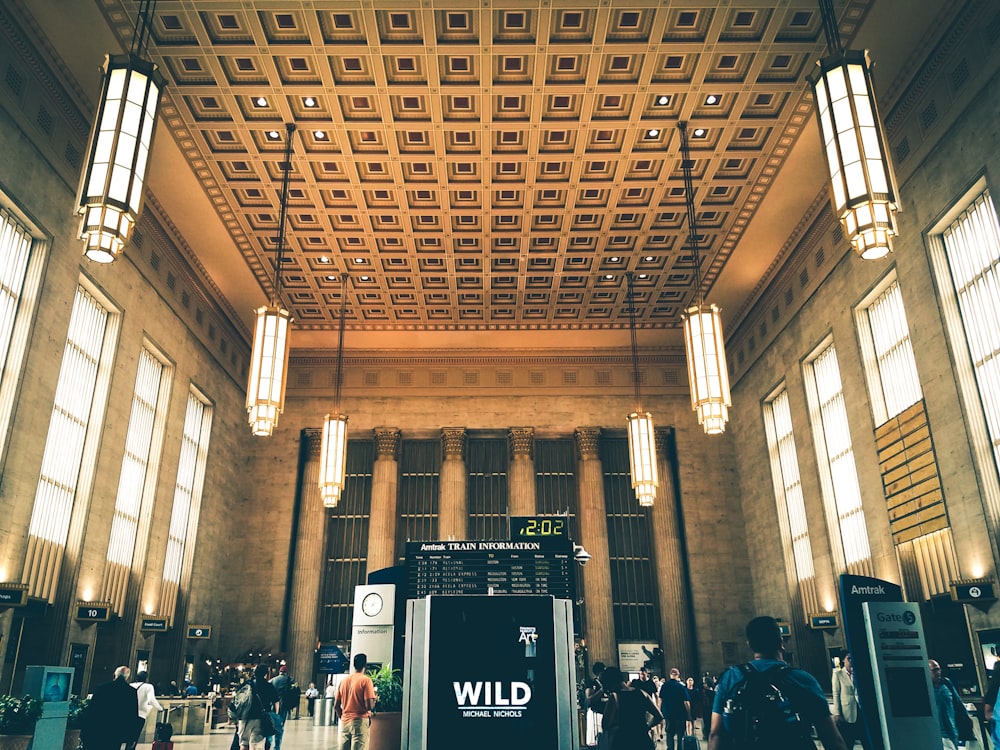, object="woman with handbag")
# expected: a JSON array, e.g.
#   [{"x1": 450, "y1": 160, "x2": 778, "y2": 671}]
[{"x1": 596, "y1": 666, "x2": 663, "y2": 750}]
